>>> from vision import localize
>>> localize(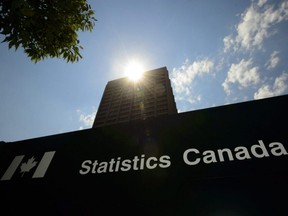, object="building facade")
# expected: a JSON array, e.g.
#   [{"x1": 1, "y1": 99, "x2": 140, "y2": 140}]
[{"x1": 93, "y1": 67, "x2": 177, "y2": 127}]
